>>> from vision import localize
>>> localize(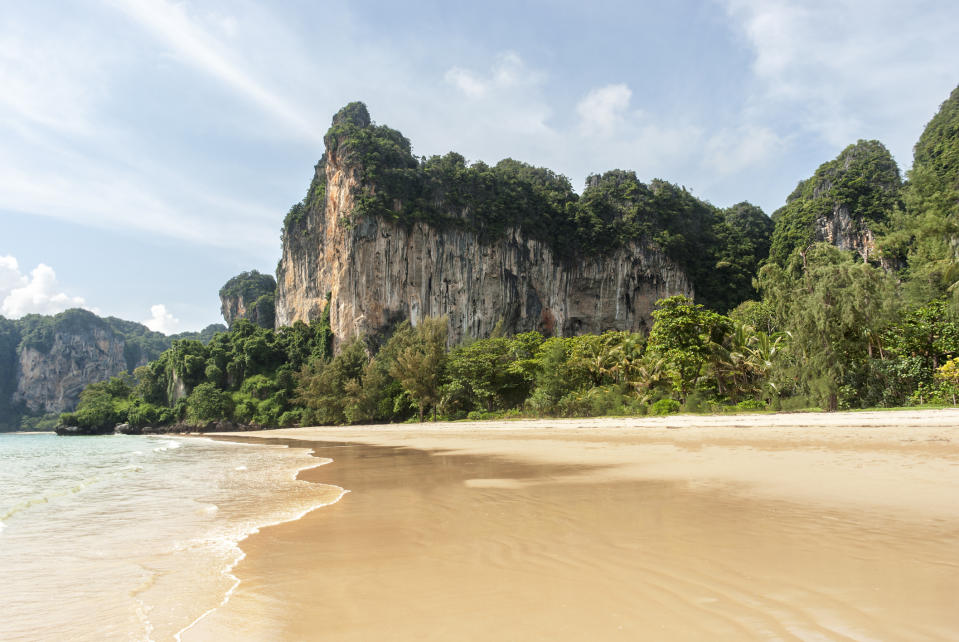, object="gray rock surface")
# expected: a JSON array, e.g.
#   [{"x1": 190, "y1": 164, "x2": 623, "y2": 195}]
[{"x1": 275, "y1": 139, "x2": 692, "y2": 348}]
